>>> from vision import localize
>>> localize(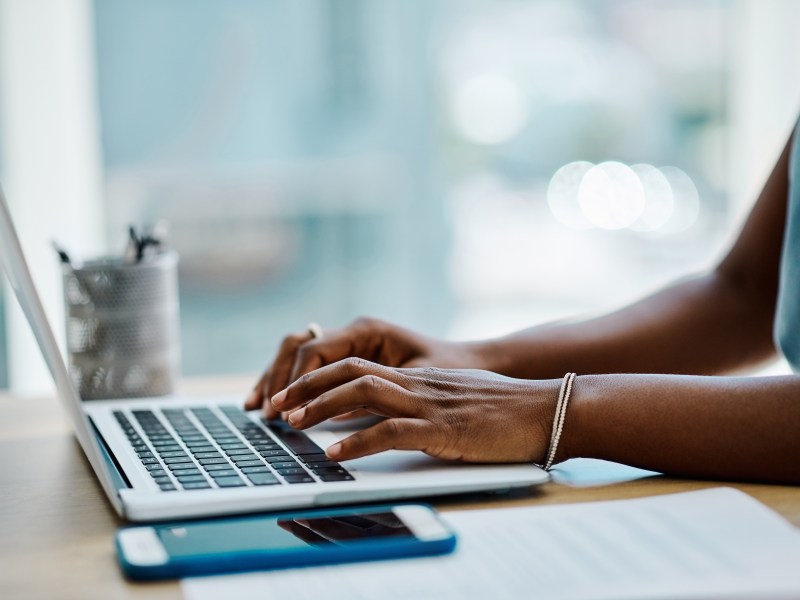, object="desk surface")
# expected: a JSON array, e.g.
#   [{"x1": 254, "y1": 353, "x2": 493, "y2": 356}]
[{"x1": 3, "y1": 378, "x2": 800, "y2": 600}]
